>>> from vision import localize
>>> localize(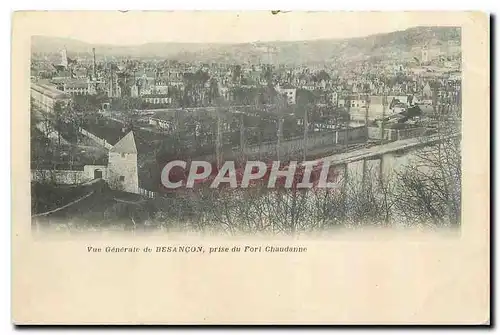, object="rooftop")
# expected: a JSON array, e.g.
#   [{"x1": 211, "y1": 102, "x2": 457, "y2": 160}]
[
  {"x1": 65, "y1": 81, "x2": 89, "y2": 89},
  {"x1": 278, "y1": 85, "x2": 296, "y2": 90},
  {"x1": 31, "y1": 82, "x2": 71, "y2": 100},
  {"x1": 110, "y1": 131, "x2": 138, "y2": 154},
  {"x1": 142, "y1": 94, "x2": 170, "y2": 98}
]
